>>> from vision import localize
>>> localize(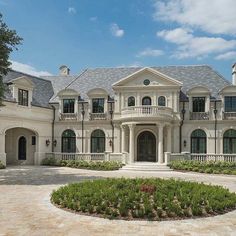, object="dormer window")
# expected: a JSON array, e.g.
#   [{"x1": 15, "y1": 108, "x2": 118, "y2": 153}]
[
  {"x1": 192, "y1": 97, "x2": 205, "y2": 112},
  {"x1": 63, "y1": 99, "x2": 75, "y2": 113},
  {"x1": 225, "y1": 96, "x2": 236, "y2": 112},
  {"x1": 18, "y1": 89, "x2": 28, "y2": 106},
  {"x1": 92, "y1": 98, "x2": 104, "y2": 113}
]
